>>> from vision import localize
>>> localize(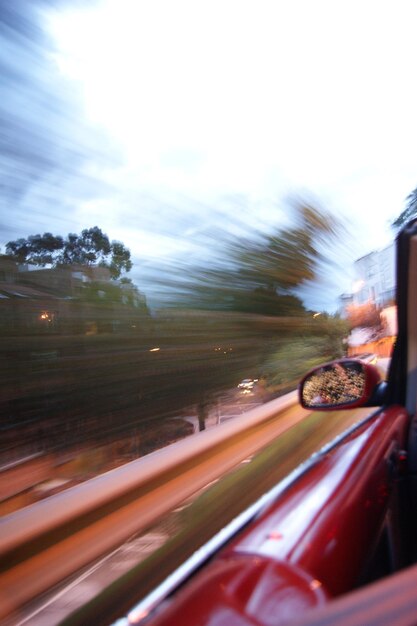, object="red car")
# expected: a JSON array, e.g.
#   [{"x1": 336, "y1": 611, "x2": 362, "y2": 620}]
[{"x1": 91, "y1": 220, "x2": 417, "y2": 625}]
